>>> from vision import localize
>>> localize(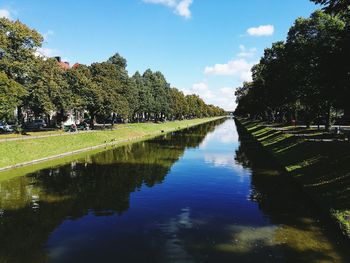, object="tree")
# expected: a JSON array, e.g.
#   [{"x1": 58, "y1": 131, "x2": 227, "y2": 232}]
[
  {"x1": 0, "y1": 18, "x2": 43, "y2": 123},
  {"x1": 68, "y1": 64, "x2": 104, "y2": 129},
  {"x1": 90, "y1": 62, "x2": 130, "y2": 123},
  {"x1": 169, "y1": 88, "x2": 188, "y2": 120},
  {"x1": 131, "y1": 71, "x2": 152, "y2": 121},
  {"x1": 287, "y1": 11, "x2": 345, "y2": 129},
  {"x1": 310, "y1": 0, "x2": 350, "y2": 14},
  {"x1": 142, "y1": 69, "x2": 171, "y2": 121},
  {"x1": 107, "y1": 53, "x2": 138, "y2": 120},
  {"x1": 0, "y1": 17, "x2": 225, "y2": 128},
  {"x1": 236, "y1": 10, "x2": 347, "y2": 130},
  {"x1": 0, "y1": 72, "x2": 27, "y2": 121},
  {"x1": 310, "y1": 1, "x2": 350, "y2": 123},
  {"x1": 26, "y1": 58, "x2": 70, "y2": 124}
]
